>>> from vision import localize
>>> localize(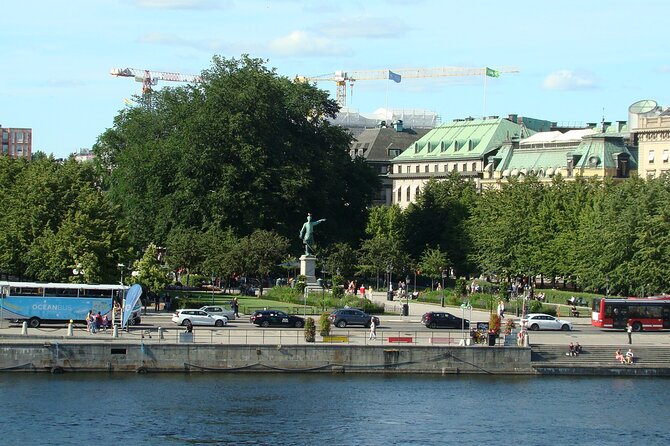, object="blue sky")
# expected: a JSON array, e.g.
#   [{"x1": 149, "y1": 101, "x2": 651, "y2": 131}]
[{"x1": 2, "y1": 0, "x2": 669, "y2": 158}]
